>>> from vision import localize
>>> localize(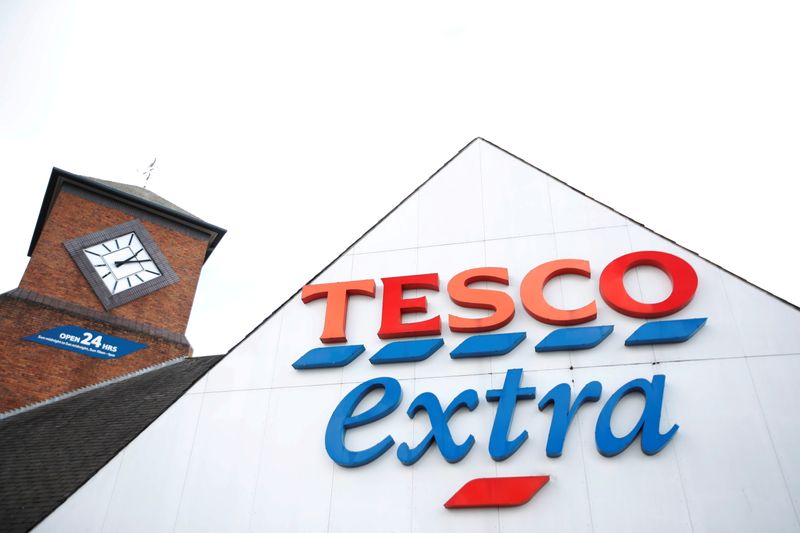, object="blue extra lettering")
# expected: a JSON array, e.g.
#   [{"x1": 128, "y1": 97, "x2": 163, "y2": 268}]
[
  {"x1": 538, "y1": 381, "x2": 602, "y2": 458},
  {"x1": 325, "y1": 376, "x2": 402, "y2": 467},
  {"x1": 324, "y1": 370, "x2": 680, "y2": 466},
  {"x1": 595, "y1": 374, "x2": 679, "y2": 457},
  {"x1": 397, "y1": 389, "x2": 479, "y2": 465},
  {"x1": 485, "y1": 368, "x2": 536, "y2": 461}
]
